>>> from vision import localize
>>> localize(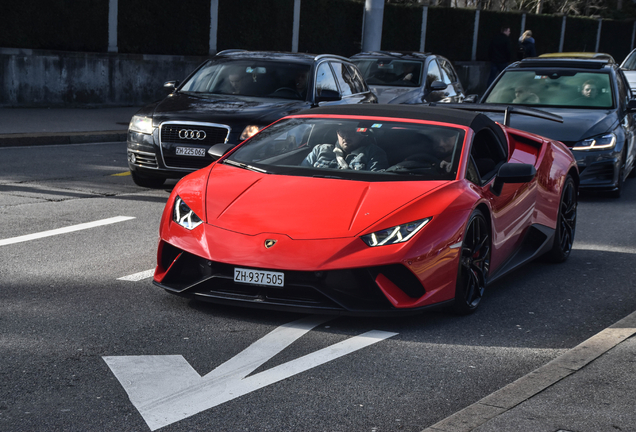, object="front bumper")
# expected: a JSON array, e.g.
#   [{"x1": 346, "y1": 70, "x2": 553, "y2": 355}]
[{"x1": 571, "y1": 150, "x2": 621, "y2": 191}]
